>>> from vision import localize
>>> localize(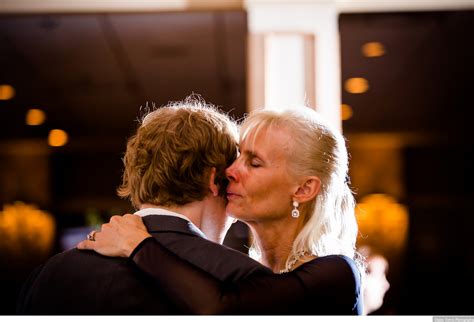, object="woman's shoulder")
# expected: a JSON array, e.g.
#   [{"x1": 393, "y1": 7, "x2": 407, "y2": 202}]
[
  {"x1": 297, "y1": 254, "x2": 362, "y2": 287},
  {"x1": 303, "y1": 253, "x2": 358, "y2": 267},
  {"x1": 312, "y1": 254, "x2": 360, "y2": 273},
  {"x1": 296, "y1": 254, "x2": 363, "y2": 314}
]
